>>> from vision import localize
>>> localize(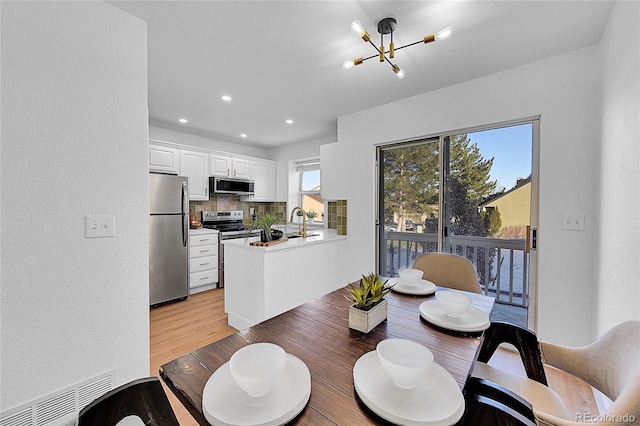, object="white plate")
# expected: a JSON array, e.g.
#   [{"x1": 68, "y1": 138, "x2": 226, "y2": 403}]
[
  {"x1": 203, "y1": 353, "x2": 311, "y2": 426},
  {"x1": 353, "y1": 351, "x2": 464, "y2": 426},
  {"x1": 419, "y1": 300, "x2": 490, "y2": 332},
  {"x1": 389, "y1": 277, "x2": 437, "y2": 295}
]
